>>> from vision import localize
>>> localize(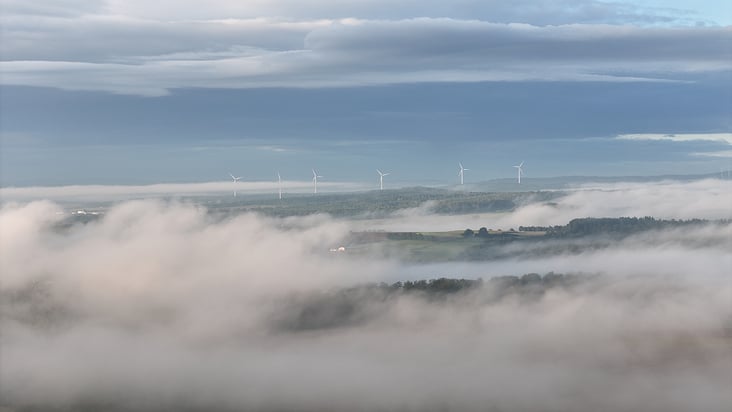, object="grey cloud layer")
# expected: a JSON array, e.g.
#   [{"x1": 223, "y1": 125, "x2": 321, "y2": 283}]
[
  {"x1": 1, "y1": 198, "x2": 730, "y2": 411},
  {"x1": 2, "y1": 0, "x2": 708, "y2": 25},
  {"x1": 1, "y1": 1, "x2": 729, "y2": 95}
]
